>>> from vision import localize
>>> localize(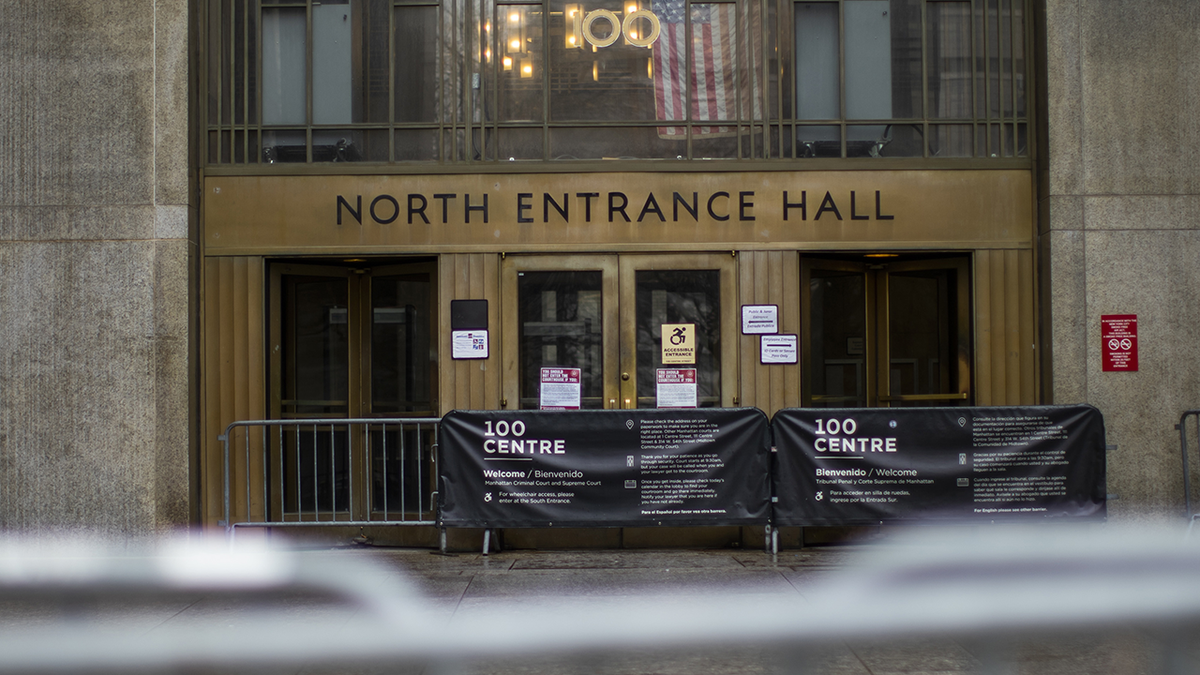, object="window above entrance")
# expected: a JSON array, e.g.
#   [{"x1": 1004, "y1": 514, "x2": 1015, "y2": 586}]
[{"x1": 205, "y1": 0, "x2": 1030, "y2": 165}]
